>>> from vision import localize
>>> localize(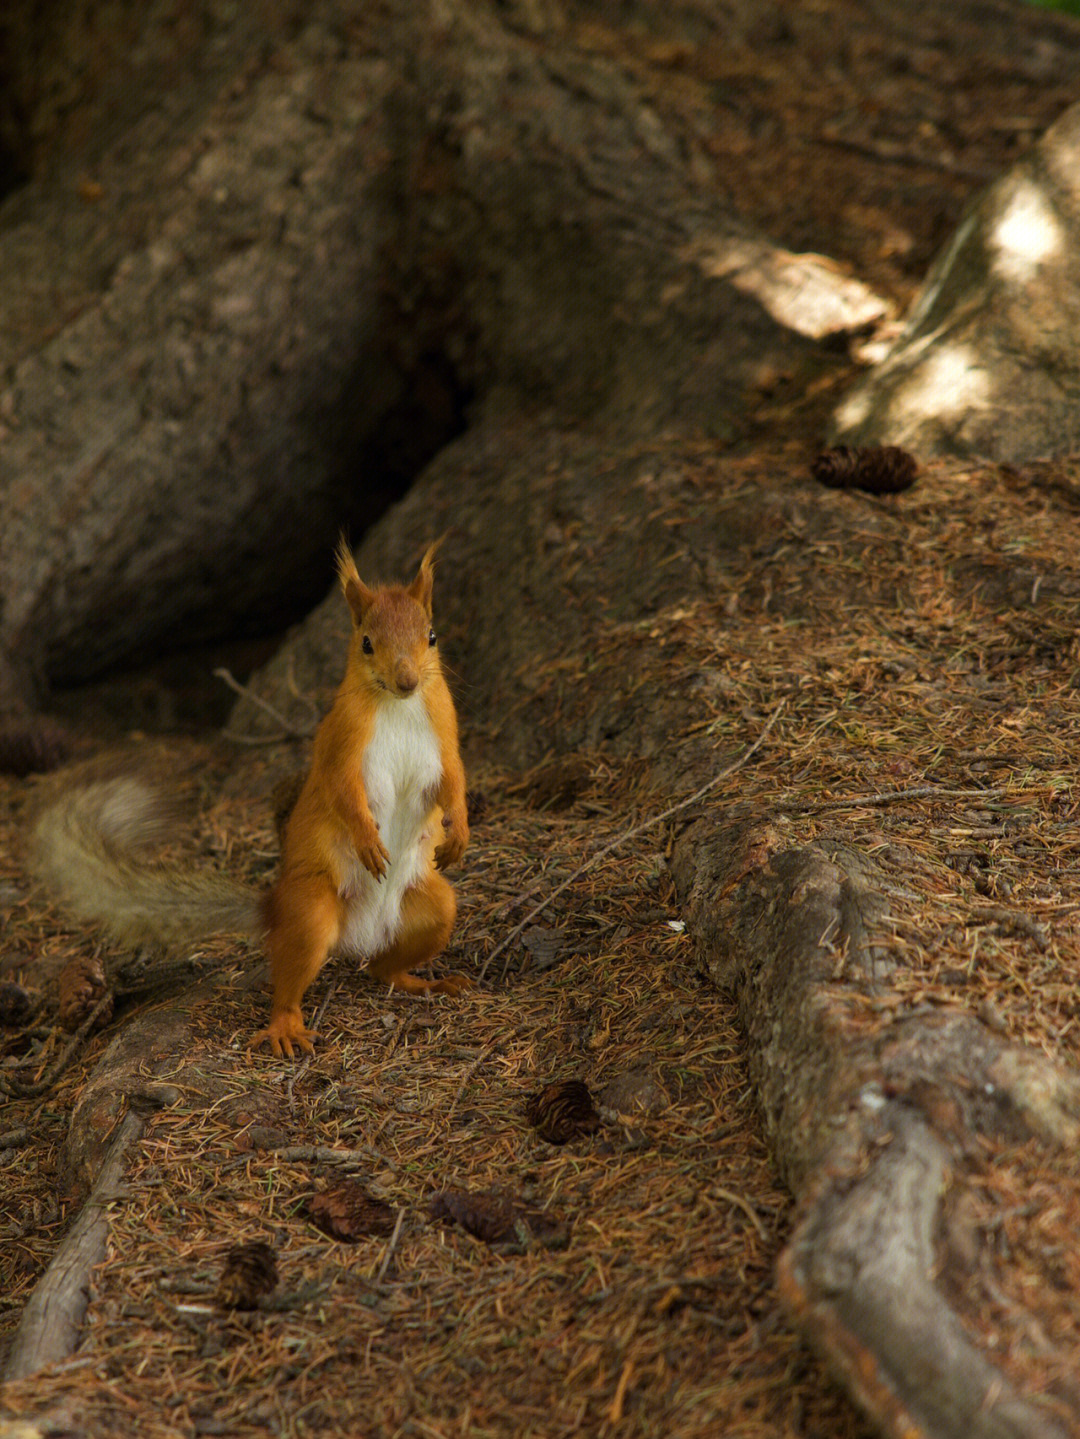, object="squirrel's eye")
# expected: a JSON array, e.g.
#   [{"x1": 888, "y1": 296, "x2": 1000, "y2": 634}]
[
  {"x1": 429, "y1": 629, "x2": 437, "y2": 647},
  {"x1": 362, "y1": 635, "x2": 373, "y2": 655}
]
